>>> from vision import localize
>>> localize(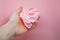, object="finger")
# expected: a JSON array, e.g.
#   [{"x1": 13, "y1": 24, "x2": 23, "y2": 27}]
[
  {"x1": 16, "y1": 6, "x2": 23, "y2": 15},
  {"x1": 37, "y1": 16, "x2": 40, "y2": 21},
  {"x1": 28, "y1": 21, "x2": 38, "y2": 31},
  {"x1": 29, "y1": 16, "x2": 40, "y2": 30},
  {"x1": 9, "y1": 6, "x2": 23, "y2": 21}
]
